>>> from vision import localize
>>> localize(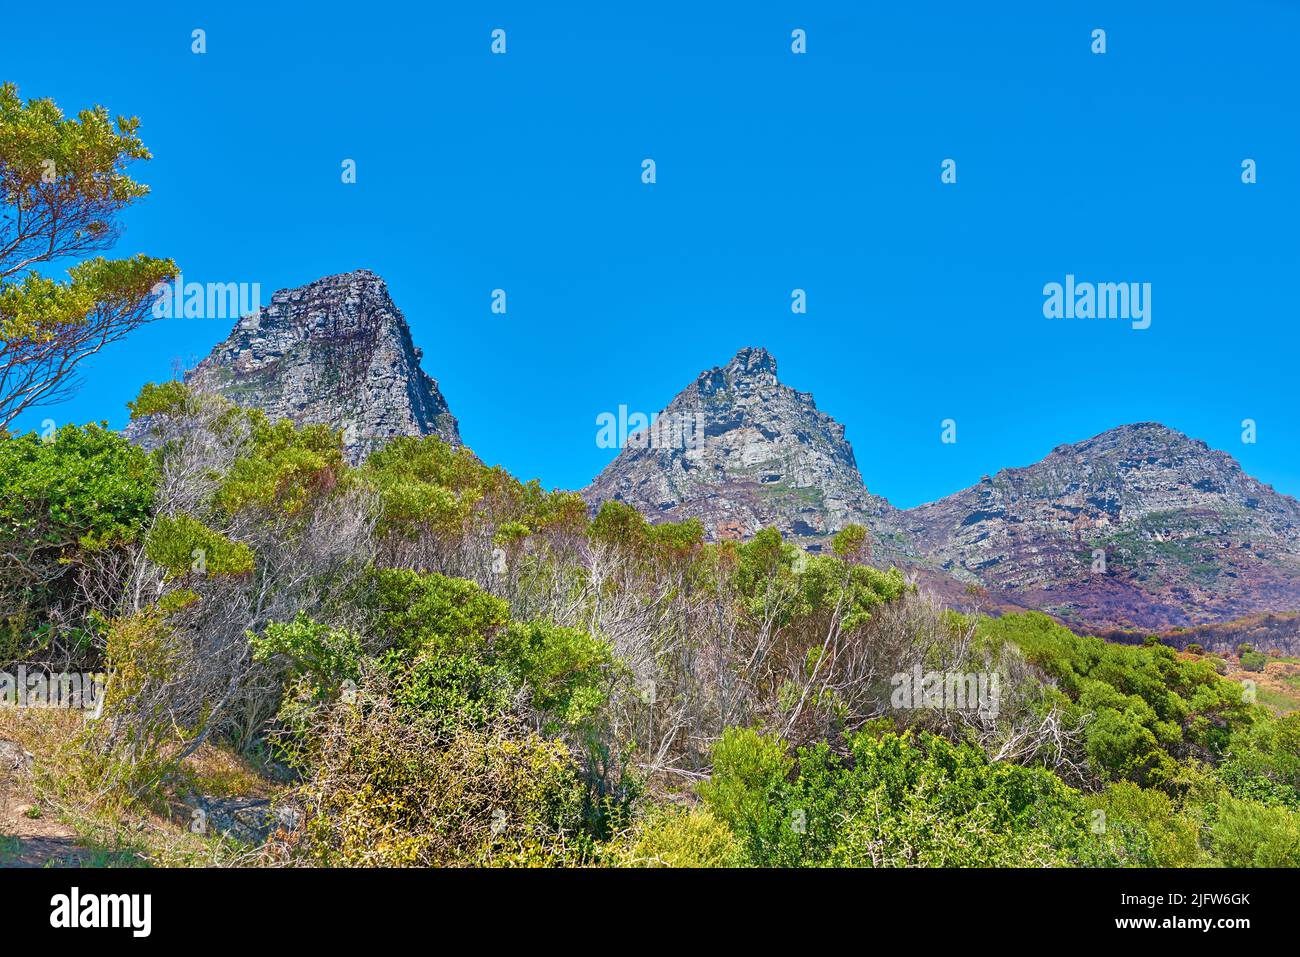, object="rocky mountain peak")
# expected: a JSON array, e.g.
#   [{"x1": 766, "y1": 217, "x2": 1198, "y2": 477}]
[
  {"x1": 905, "y1": 423, "x2": 1300, "y2": 630},
  {"x1": 584, "y1": 348, "x2": 909, "y2": 555},
  {"x1": 162, "y1": 270, "x2": 460, "y2": 463},
  {"x1": 722, "y1": 346, "x2": 779, "y2": 381},
  {"x1": 1047, "y1": 421, "x2": 1210, "y2": 462}
]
